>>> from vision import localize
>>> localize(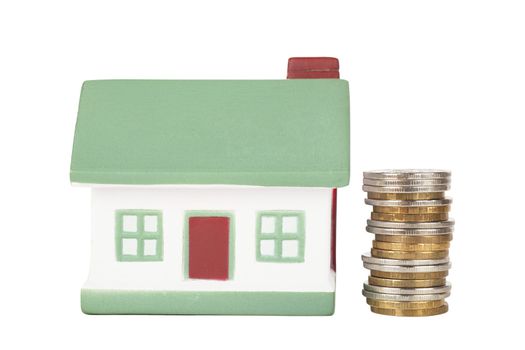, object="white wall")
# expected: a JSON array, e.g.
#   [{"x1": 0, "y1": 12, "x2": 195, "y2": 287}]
[{"x1": 84, "y1": 186, "x2": 335, "y2": 292}]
